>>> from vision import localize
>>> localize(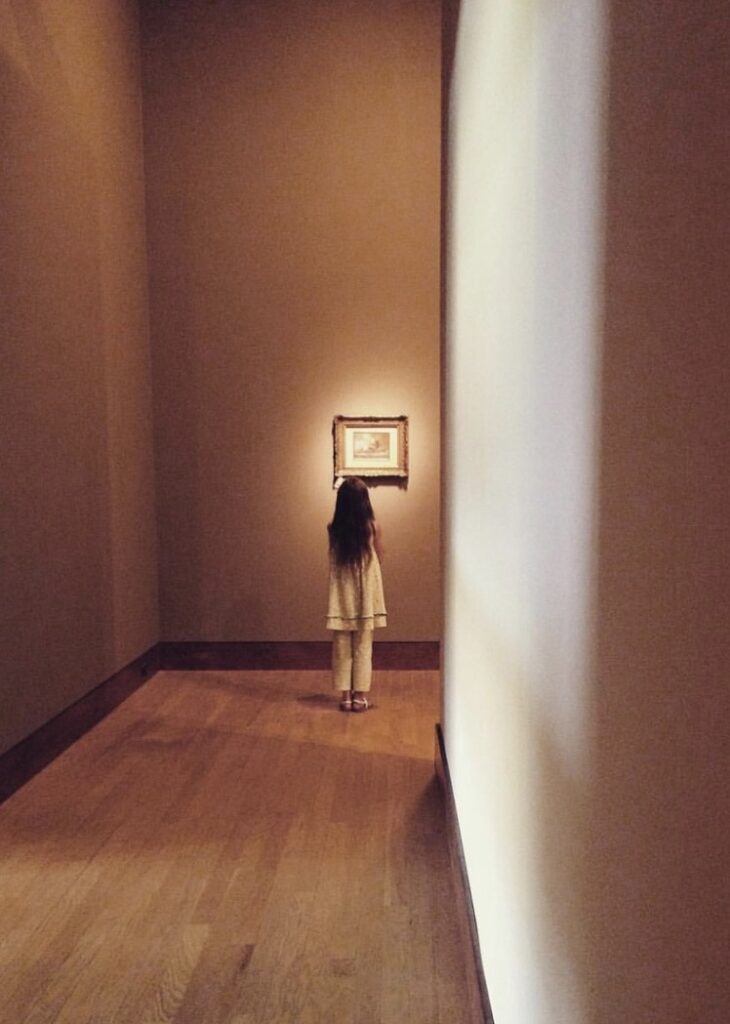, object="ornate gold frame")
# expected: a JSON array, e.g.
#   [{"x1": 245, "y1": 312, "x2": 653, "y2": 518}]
[{"x1": 333, "y1": 415, "x2": 409, "y2": 484}]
